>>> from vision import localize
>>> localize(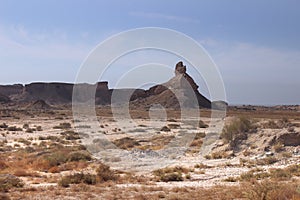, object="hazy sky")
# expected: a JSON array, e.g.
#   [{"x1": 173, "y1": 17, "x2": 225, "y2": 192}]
[{"x1": 0, "y1": 0, "x2": 299, "y2": 105}]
